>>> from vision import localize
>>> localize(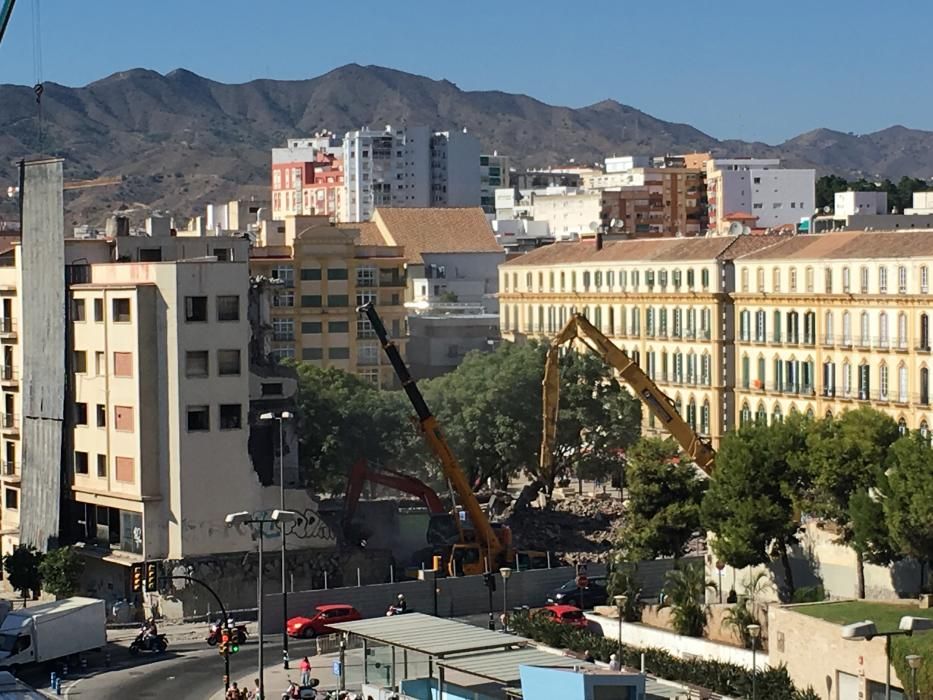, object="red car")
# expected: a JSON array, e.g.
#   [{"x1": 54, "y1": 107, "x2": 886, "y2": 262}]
[
  {"x1": 287, "y1": 604, "x2": 362, "y2": 638},
  {"x1": 537, "y1": 604, "x2": 588, "y2": 629}
]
